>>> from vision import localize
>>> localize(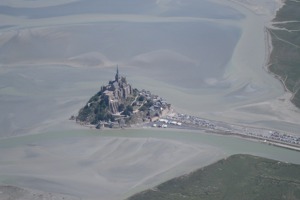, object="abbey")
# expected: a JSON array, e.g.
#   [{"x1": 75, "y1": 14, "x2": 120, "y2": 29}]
[
  {"x1": 101, "y1": 66, "x2": 133, "y2": 114},
  {"x1": 76, "y1": 66, "x2": 171, "y2": 127}
]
